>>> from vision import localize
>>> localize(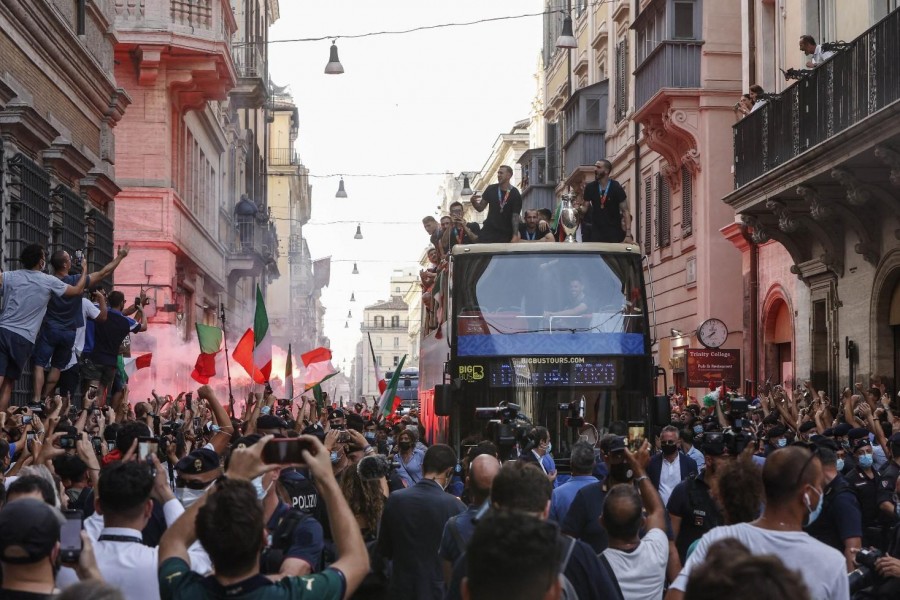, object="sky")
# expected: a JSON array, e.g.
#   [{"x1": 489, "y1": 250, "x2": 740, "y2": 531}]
[{"x1": 267, "y1": 1, "x2": 544, "y2": 371}]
